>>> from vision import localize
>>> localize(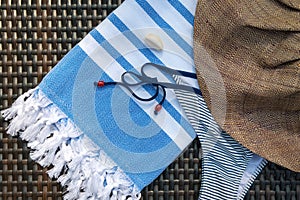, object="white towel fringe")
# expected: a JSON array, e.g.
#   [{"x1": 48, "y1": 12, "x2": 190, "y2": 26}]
[{"x1": 1, "y1": 87, "x2": 141, "y2": 200}]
